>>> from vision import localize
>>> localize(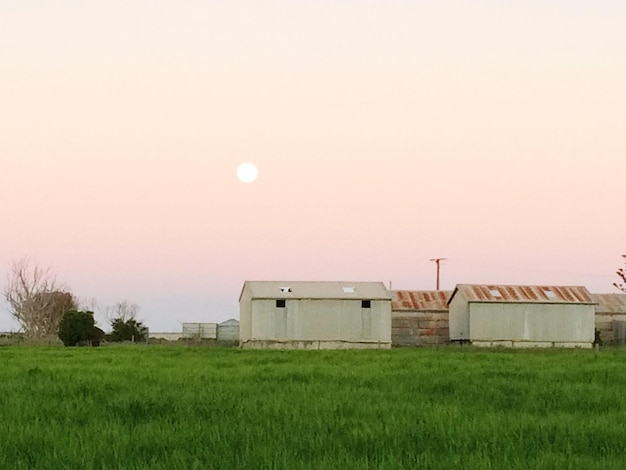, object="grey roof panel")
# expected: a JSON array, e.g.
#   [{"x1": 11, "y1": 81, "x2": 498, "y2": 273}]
[
  {"x1": 590, "y1": 293, "x2": 626, "y2": 314},
  {"x1": 240, "y1": 281, "x2": 391, "y2": 301}
]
